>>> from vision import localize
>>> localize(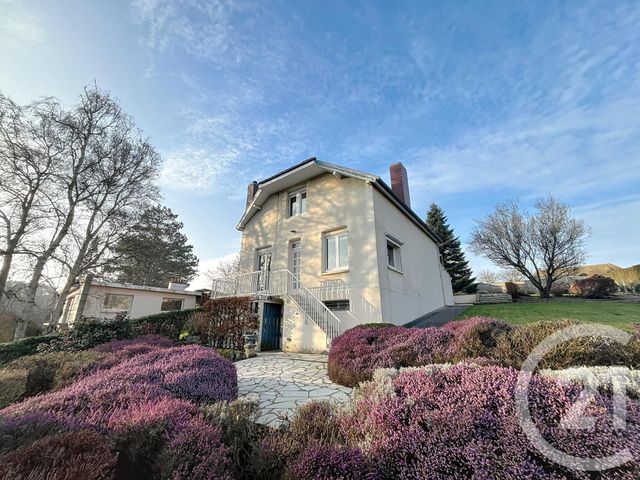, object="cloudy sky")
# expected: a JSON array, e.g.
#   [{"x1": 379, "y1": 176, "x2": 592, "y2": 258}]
[{"x1": 1, "y1": 0, "x2": 639, "y2": 288}]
